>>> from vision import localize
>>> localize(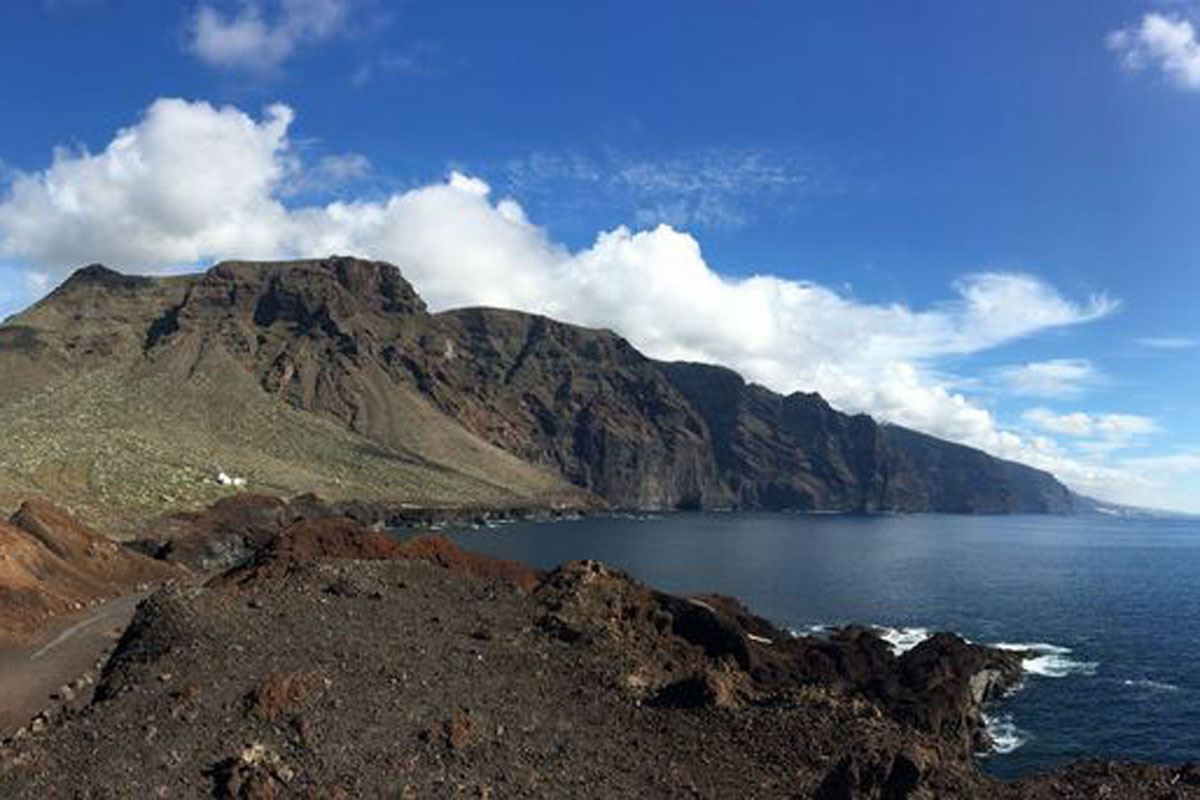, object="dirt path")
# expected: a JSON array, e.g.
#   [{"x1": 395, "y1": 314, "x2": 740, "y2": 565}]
[{"x1": 0, "y1": 594, "x2": 145, "y2": 736}]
